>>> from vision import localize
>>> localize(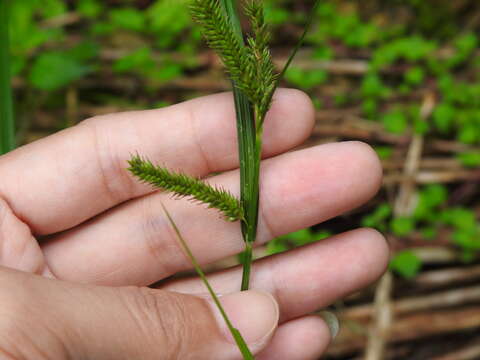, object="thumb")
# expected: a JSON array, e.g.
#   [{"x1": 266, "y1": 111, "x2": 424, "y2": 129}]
[{"x1": 0, "y1": 268, "x2": 279, "y2": 360}]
